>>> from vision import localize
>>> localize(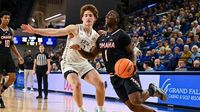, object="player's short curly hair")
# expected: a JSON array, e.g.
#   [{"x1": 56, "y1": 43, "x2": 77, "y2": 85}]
[
  {"x1": 80, "y1": 4, "x2": 98, "y2": 19},
  {"x1": 0, "y1": 11, "x2": 11, "y2": 18}
]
